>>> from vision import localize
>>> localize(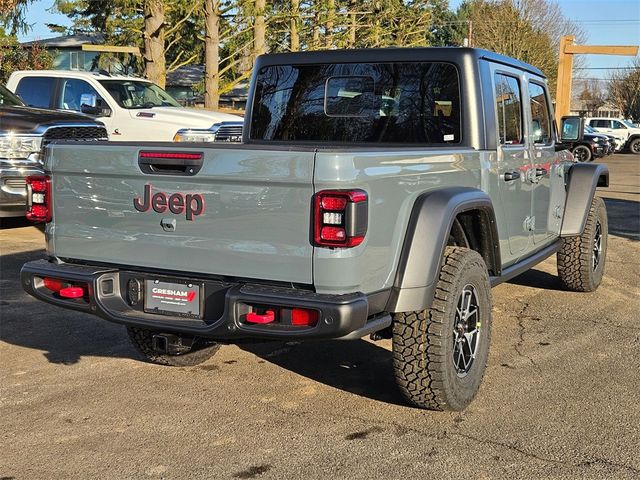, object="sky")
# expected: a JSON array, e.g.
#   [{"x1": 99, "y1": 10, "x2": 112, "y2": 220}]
[{"x1": 17, "y1": 0, "x2": 640, "y2": 79}]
